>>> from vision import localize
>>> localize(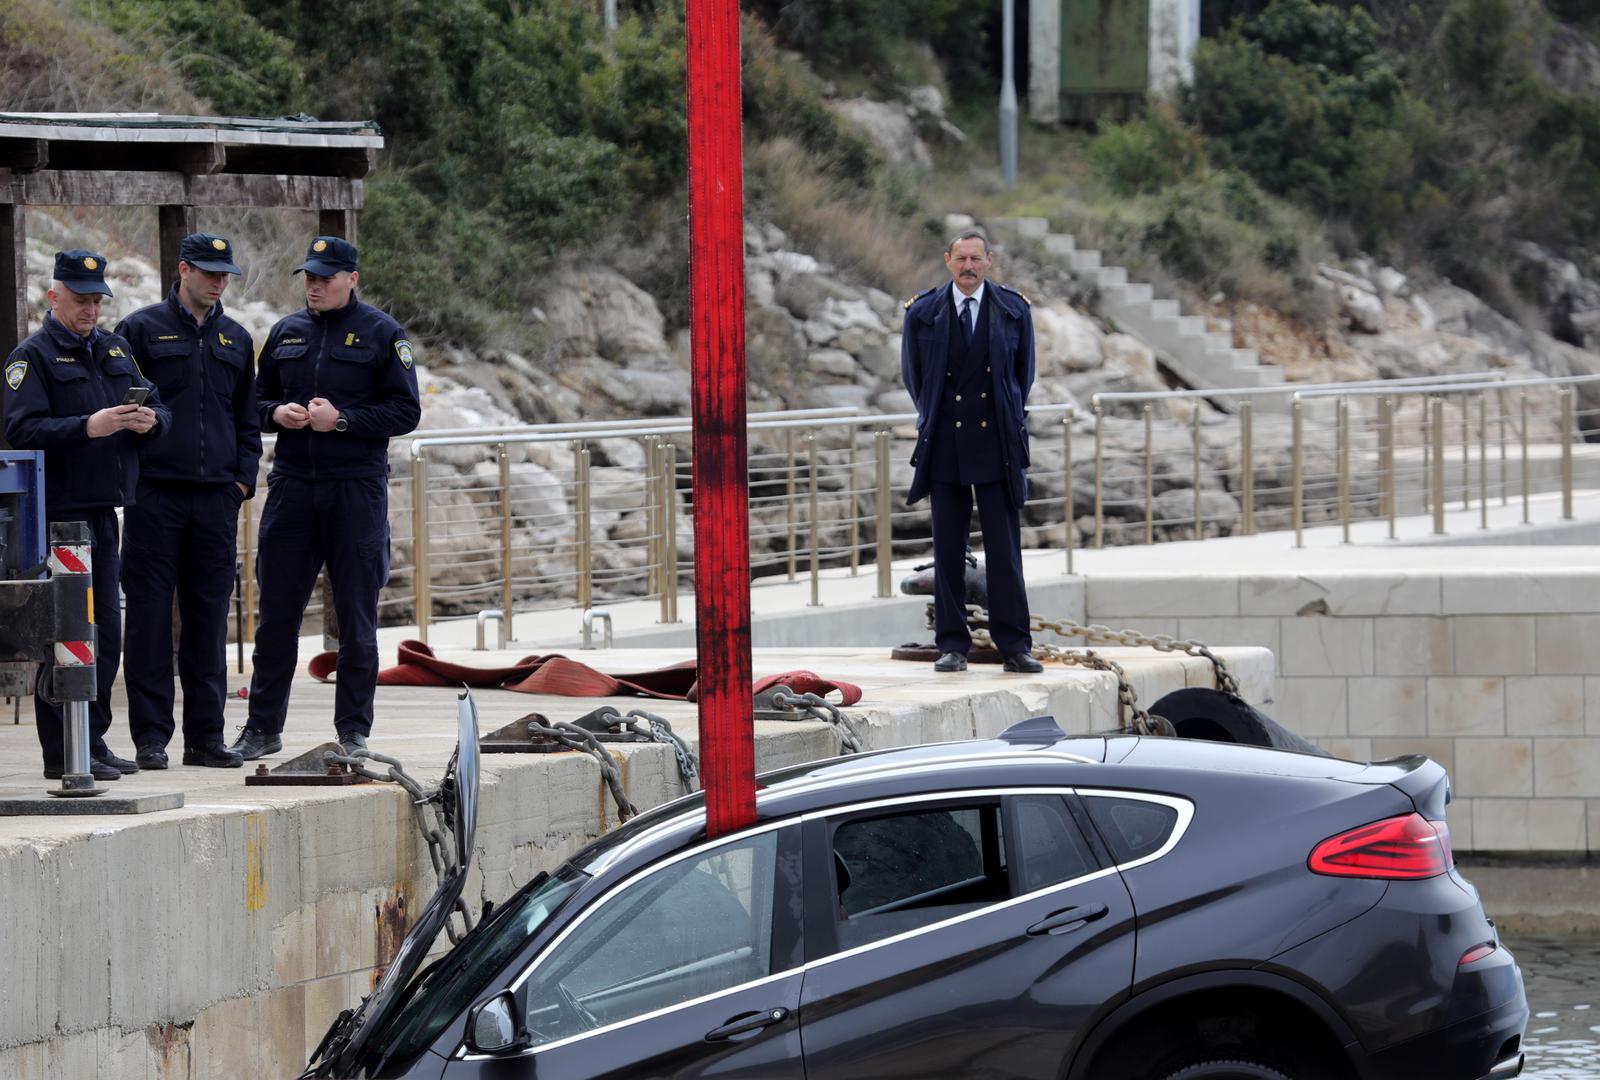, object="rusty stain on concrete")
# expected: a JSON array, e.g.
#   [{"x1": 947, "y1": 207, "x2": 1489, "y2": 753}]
[
  {"x1": 375, "y1": 889, "x2": 409, "y2": 972},
  {"x1": 146, "y1": 1019, "x2": 193, "y2": 1074}
]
